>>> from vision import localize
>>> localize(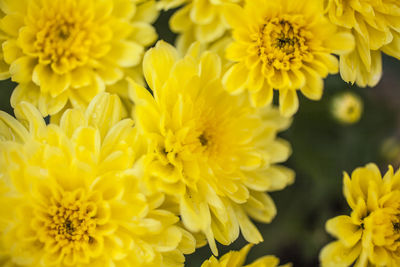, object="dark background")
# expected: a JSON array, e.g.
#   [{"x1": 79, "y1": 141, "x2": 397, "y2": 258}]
[{"x1": 1, "y1": 9, "x2": 399, "y2": 267}]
